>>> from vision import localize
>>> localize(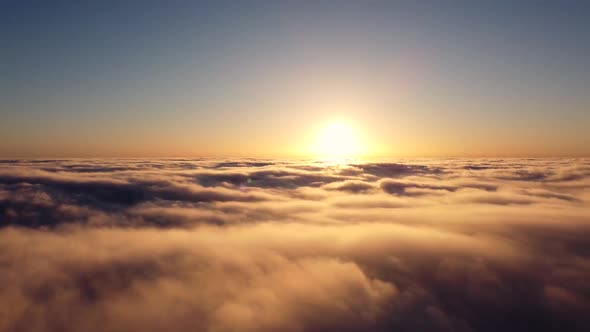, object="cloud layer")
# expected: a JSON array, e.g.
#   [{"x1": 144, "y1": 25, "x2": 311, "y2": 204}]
[{"x1": 0, "y1": 158, "x2": 589, "y2": 331}]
